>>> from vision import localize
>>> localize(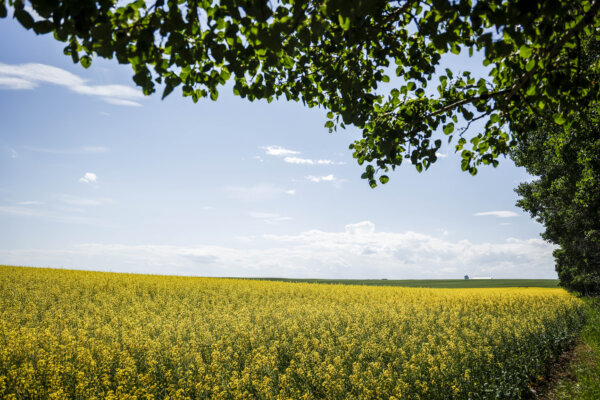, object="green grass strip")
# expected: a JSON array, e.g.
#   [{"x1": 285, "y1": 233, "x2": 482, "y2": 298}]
[{"x1": 544, "y1": 298, "x2": 600, "y2": 399}]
